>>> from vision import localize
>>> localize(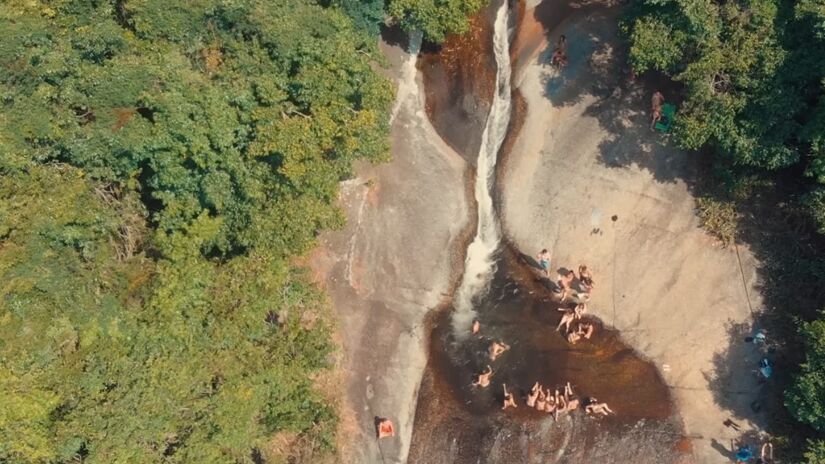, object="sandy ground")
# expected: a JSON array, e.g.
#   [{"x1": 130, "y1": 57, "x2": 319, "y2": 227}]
[
  {"x1": 310, "y1": 37, "x2": 471, "y2": 463},
  {"x1": 499, "y1": 3, "x2": 767, "y2": 462}
]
